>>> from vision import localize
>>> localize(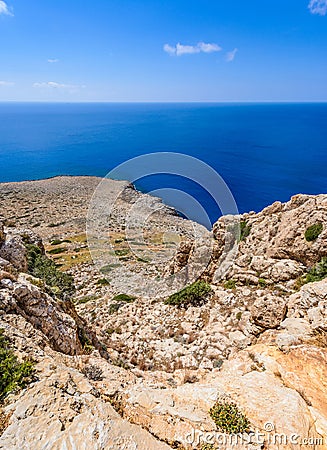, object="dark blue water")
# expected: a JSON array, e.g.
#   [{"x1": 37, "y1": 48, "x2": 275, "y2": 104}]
[{"x1": 0, "y1": 102, "x2": 326, "y2": 226}]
